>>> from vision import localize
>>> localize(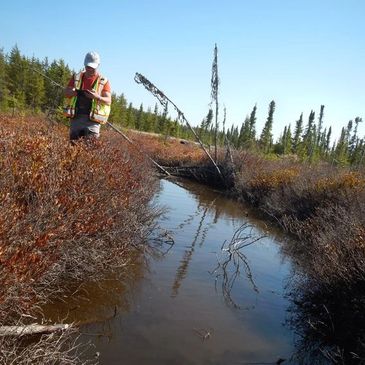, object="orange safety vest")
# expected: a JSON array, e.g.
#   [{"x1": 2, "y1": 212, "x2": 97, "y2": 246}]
[{"x1": 63, "y1": 71, "x2": 111, "y2": 124}]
